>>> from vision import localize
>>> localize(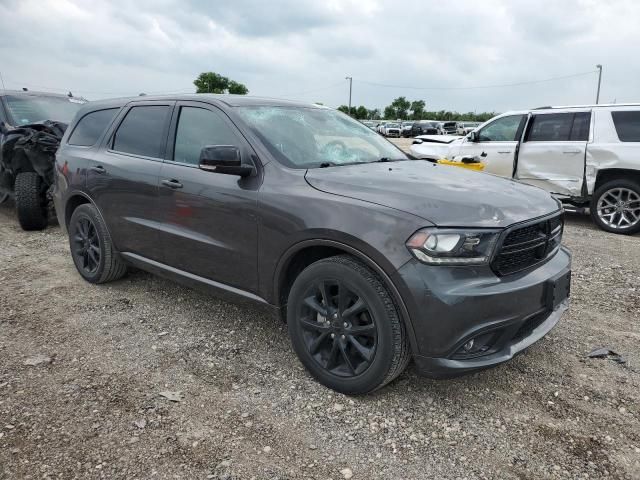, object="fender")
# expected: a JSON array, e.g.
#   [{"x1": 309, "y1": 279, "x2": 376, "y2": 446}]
[
  {"x1": 273, "y1": 238, "x2": 420, "y2": 355},
  {"x1": 62, "y1": 189, "x2": 113, "y2": 240}
]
